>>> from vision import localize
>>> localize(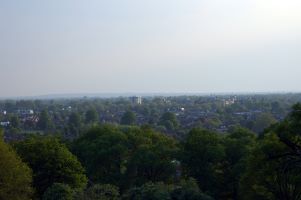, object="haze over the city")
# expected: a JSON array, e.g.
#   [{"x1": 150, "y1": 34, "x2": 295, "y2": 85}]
[{"x1": 1, "y1": 0, "x2": 301, "y2": 97}]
